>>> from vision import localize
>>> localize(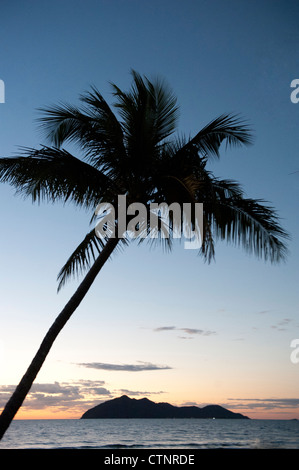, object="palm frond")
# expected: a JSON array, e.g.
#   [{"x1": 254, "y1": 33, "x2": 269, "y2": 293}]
[
  {"x1": 110, "y1": 70, "x2": 179, "y2": 158},
  {"x1": 0, "y1": 146, "x2": 116, "y2": 210},
  {"x1": 38, "y1": 91, "x2": 126, "y2": 171},
  {"x1": 208, "y1": 196, "x2": 289, "y2": 262},
  {"x1": 57, "y1": 228, "x2": 104, "y2": 291},
  {"x1": 181, "y1": 113, "x2": 253, "y2": 159},
  {"x1": 38, "y1": 102, "x2": 88, "y2": 147},
  {"x1": 57, "y1": 227, "x2": 128, "y2": 291},
  {"x1": 133, "y1": 207, "x2": 175, "y2": 252},
  {"x1": 141, "y1": 71, "x2": 179, "y2": 143}
]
